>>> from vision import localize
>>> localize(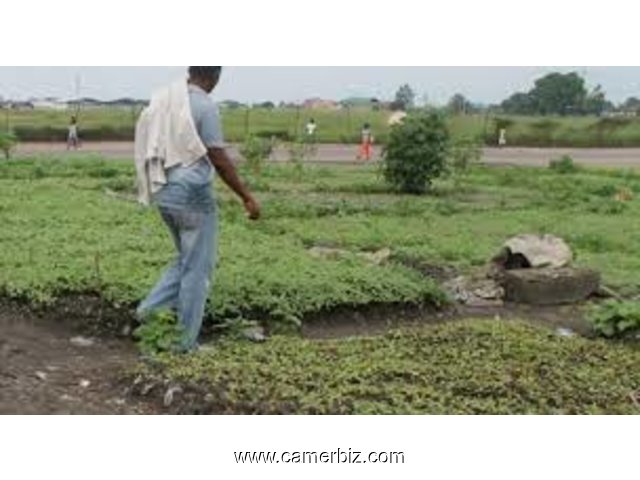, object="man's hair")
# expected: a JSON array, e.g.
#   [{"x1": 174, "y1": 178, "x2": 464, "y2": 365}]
[{"x1": 188, "y1": 66, "x2": 222, "y2": 79}]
